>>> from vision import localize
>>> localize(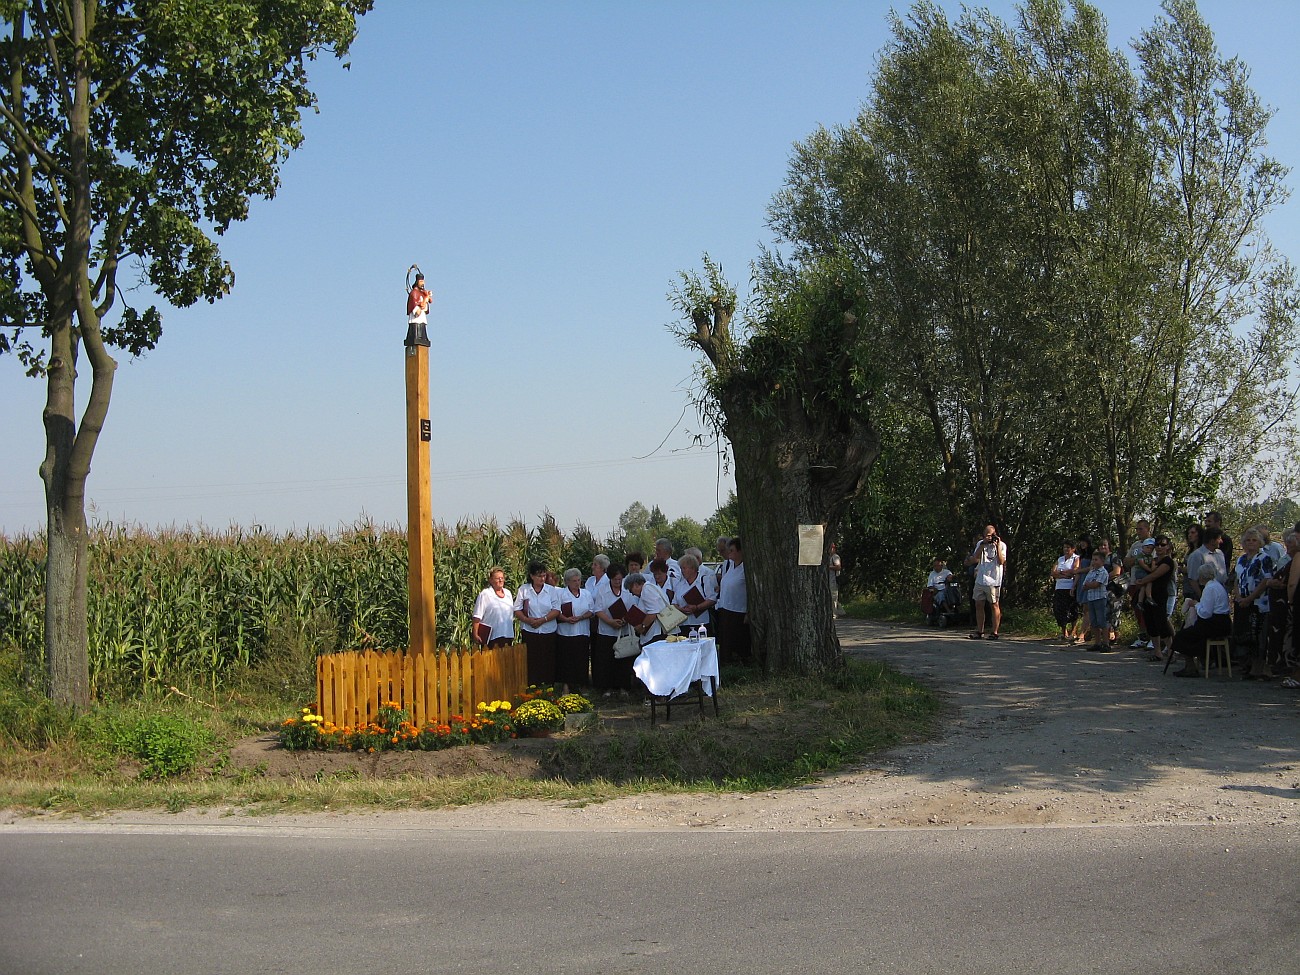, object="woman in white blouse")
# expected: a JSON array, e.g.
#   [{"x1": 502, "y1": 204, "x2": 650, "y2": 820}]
[
  {"x1": 555, "y1": 567, "x2": 594, "y2": 690},
  {"x1": 625, "y1": 571, "x2": 666, "y2": 647},
  {"x1": 1168, "y1": 562, "x2": 1232, "y2": 676},
  {"x1": 471, "y1": 567, "x2": 515, "y2": 648},
  {"x1": 514, "y1": 561, "x2": 561, "y2": 685},
  {"x1": 715, "y1": 536, "x2": 751, "y2": 664},
  {"x1": 591, "y1": 564, "x2": 630, "y2": 692},
  {"x1": 672, "y1": 553, "x2": 717, "y2": 635}
]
